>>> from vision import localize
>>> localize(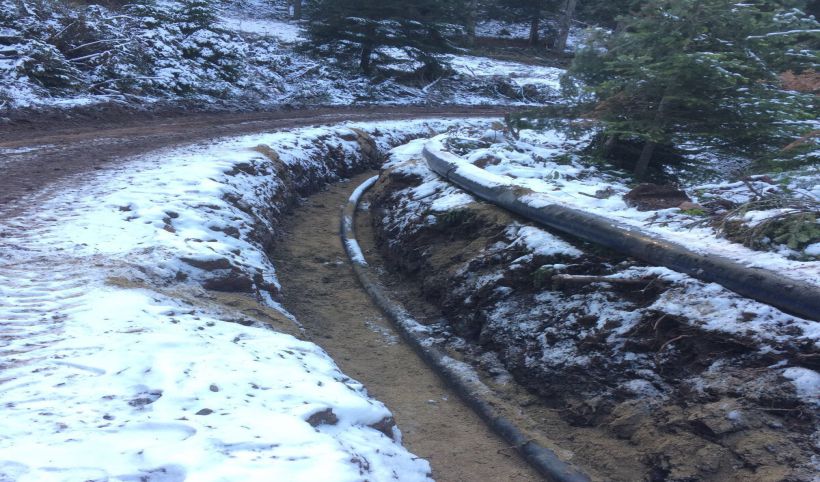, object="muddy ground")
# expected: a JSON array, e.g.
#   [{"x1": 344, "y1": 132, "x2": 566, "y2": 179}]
[
  {"x1": 5, "y1": 106, "x2": 816, "y2": 481},
  {"x1": 368, "y1": 162, "x2": 819, "y2": 481},
  {"x1": 270, "y1": 172, "x2": 541, "y2": 482},
  {"x1": 0, "y1": 105, "x2": 506, "y2": 219}
]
